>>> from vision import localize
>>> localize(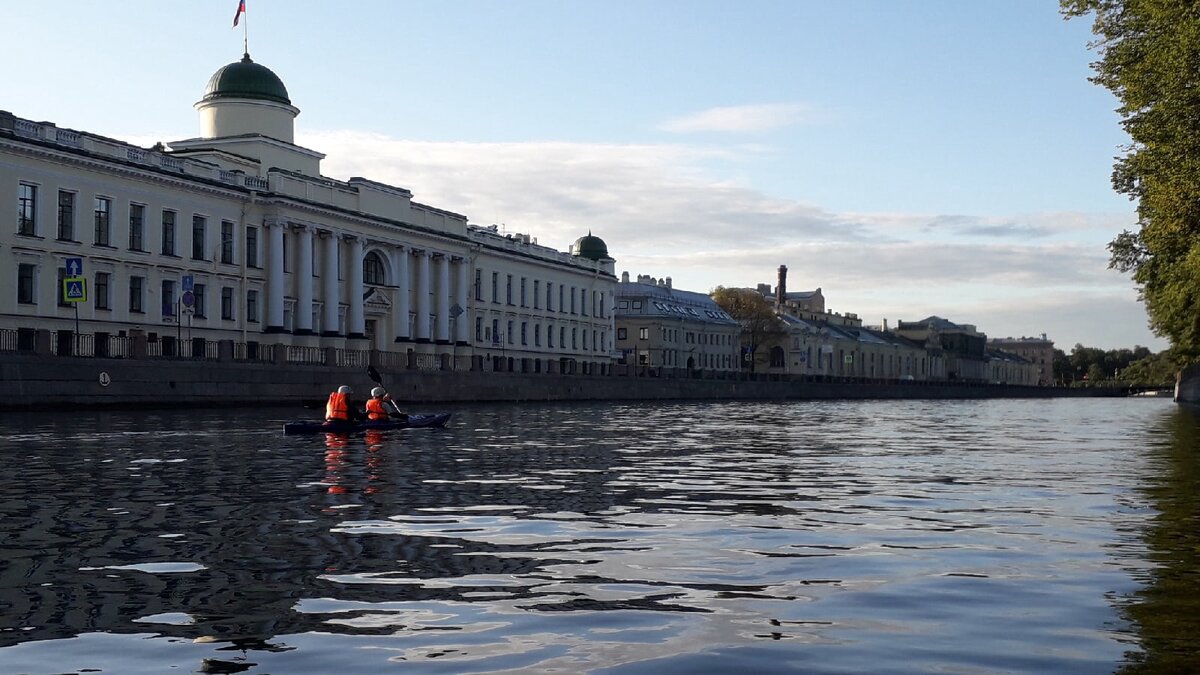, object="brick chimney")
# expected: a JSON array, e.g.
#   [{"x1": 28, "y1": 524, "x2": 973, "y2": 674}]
[{"x1": 776, "y1": 265, "x2": 788, "y2": 308}]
